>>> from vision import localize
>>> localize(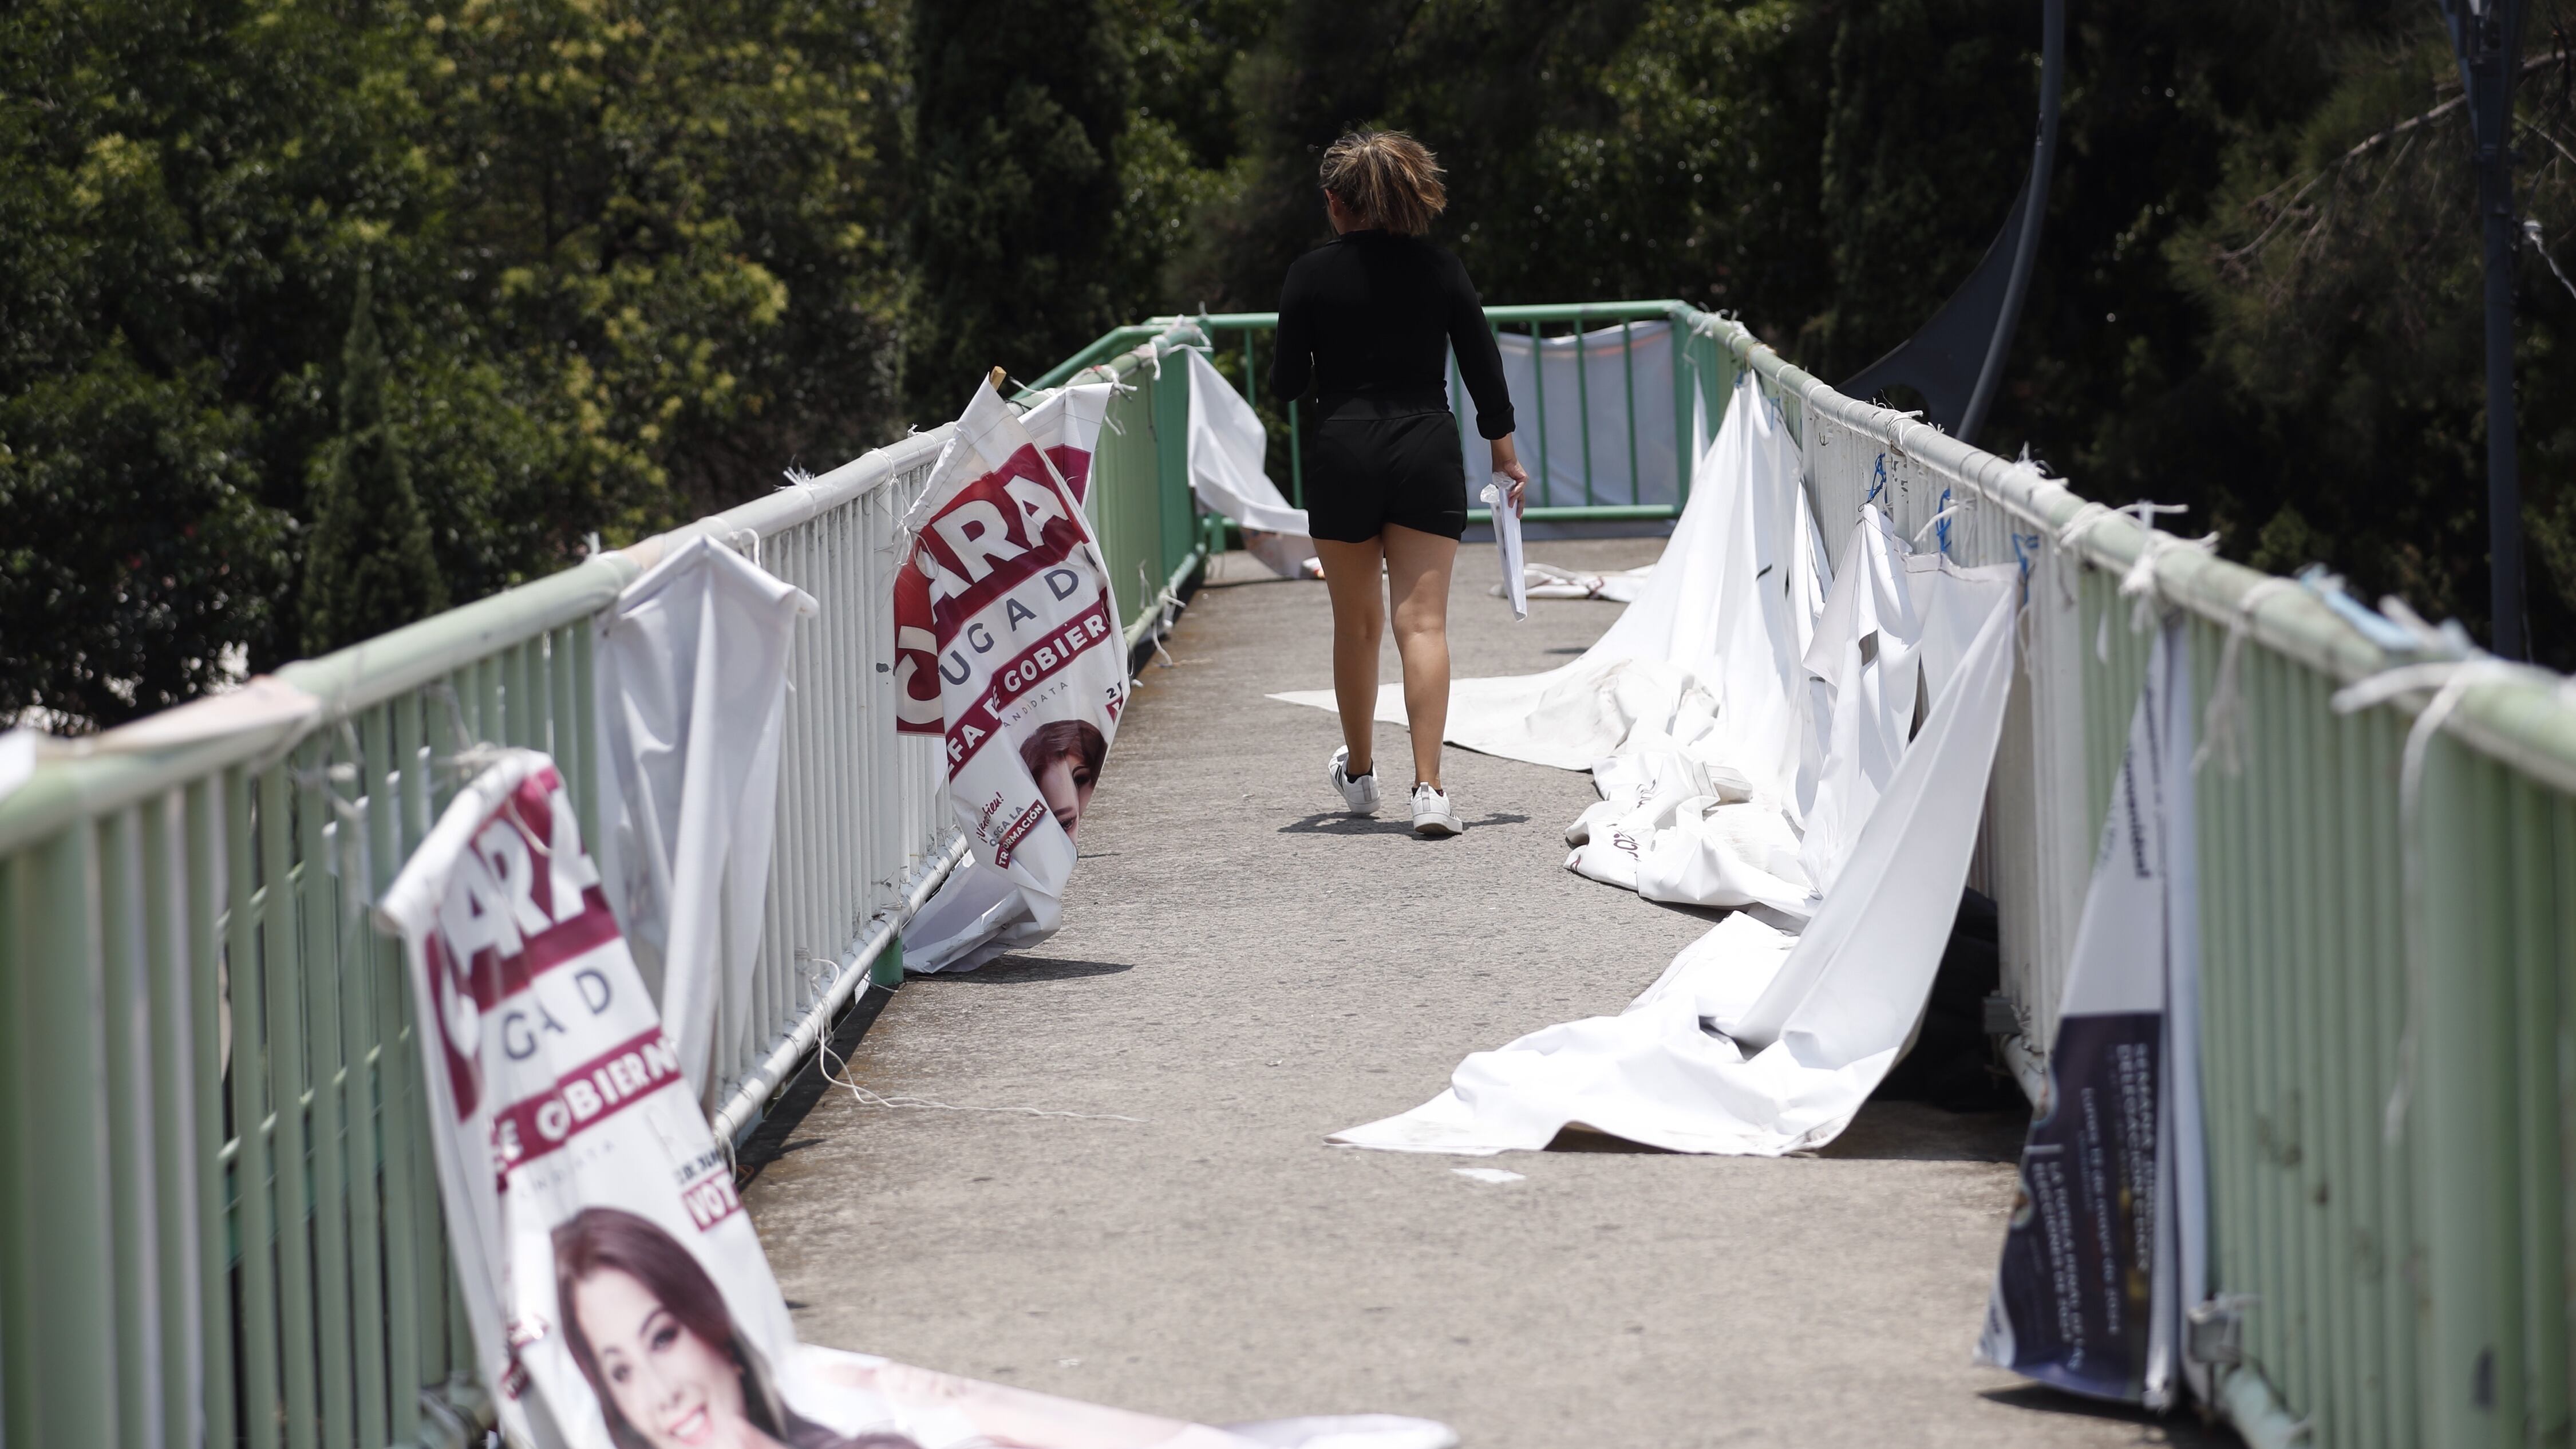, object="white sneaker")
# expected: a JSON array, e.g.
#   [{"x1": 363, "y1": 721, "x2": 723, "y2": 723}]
[
  {"x1": 1329, "y1": 746, "x2": 1382, "y2": 815},
  {"x1": 1411, "y1": 782, "x2": 1463, "y2": 837}
]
